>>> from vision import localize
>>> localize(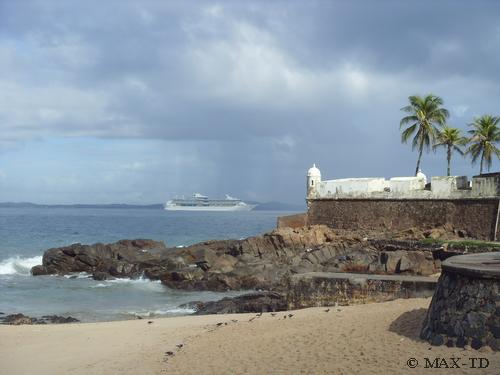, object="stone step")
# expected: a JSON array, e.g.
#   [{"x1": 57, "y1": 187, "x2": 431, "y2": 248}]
[{"x1": 285, "y1": 271, "x2": 438, "y2": 309}]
